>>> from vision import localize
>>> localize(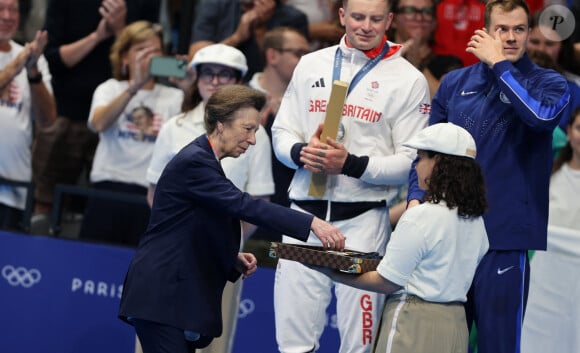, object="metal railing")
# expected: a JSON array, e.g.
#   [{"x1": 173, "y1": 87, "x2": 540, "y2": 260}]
[
  {"x1": 0, "y1": 176, "x2": 35, "y2": 232},
  {"x1": 49, "y1": 184, "x2": 148, "y2": 237}
]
